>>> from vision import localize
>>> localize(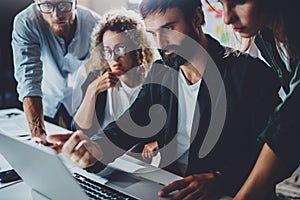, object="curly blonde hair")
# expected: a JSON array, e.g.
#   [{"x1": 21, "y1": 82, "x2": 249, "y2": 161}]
[{"x1": 85, "y1": 8, "x2": 154, "y2": 86}]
